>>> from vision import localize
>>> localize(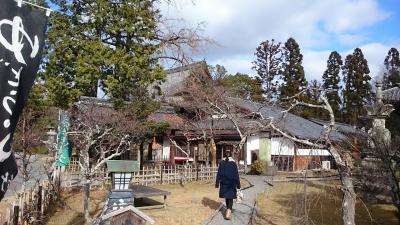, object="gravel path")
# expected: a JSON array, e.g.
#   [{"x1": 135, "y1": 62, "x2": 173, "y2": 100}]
[{"x1": 203, "y1": 175, "x2": 268, "y2": 225}]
